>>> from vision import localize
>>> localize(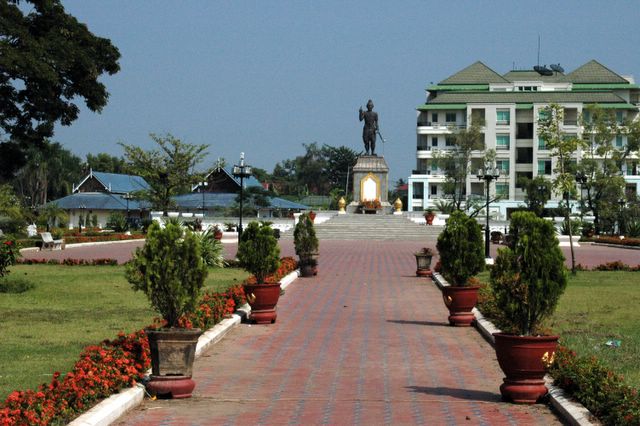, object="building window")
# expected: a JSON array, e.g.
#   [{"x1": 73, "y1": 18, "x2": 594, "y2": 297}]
[
  {"x1": 538, "y1": 109, "x2": 549, "y2": 121},
  {"x1": 430, "y1": 162, "x2": 438, "y2": 172},
  {"x1": 412, "y1": 182, "x2": 424, "y2": 199},
  {"x1": 445, "y1": 112, "x2": 456, "y2": 123},
  {"x1": 538, "y1": 137, "x2": 546, "y2": 150},
  {"x1": 615, "y1": 135, "x2": 624, "y2": 148},
  {"x1": 431, "y1": 113, "x2": 438, "y2": 123},
  {"x1": 582, "y1": 110, "x2": 591, "y2": 123},
  {"x1": 538, "y1": 159, "x2": 552, "y2": 175},
  {"x1": 496, "y1": 183, "x2": 509, "y2": 197},
  {"x1": 445, "y1": 136, "x2": 455, "y2": 146},
  {"x1": 496, "y1": 109, "x2": 510, "y2": 125},
  {"x1": 616, "y1": 111, "x2": 624, "y2": 124},
  {"x1": 430, "y1": 185, "x2": 437, "y2": 196},
  {"x1": 516, "y1": 172, "x2": 533, "y2": 188},
  {"x1": 496, "y1": 135, "x2": 510, "y2": 150},
  {"x1": 516, "y1": 123, "x2": 533, "y2": 139},
  {"x1": 496, "y1": 159, "x2": 510, "y2": 174},
  {"x1": 432, "y1": 137, "x2": 438, "y2": 147},
  {"x1": 516, "y1": 147, "x2": 533, "y2": 164}
]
